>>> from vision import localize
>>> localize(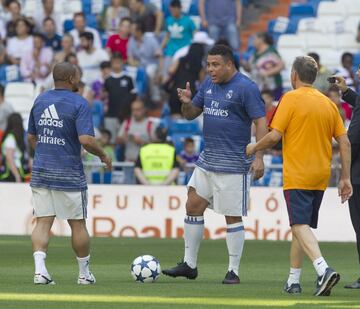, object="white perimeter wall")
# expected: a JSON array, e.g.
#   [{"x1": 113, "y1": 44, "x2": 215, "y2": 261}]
[{"x1": 0, "y1": 184, "x2": 355, "y2": 242}]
